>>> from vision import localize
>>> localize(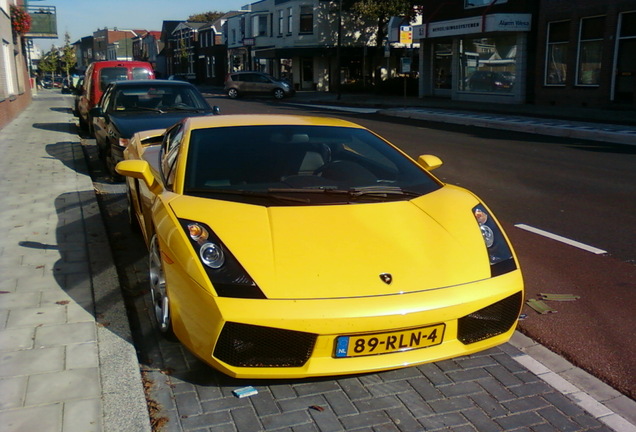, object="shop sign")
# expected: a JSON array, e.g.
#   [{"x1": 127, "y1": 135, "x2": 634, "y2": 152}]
[{"x1": 415, "y1": 14, "x2": 531, "y2": 39}]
